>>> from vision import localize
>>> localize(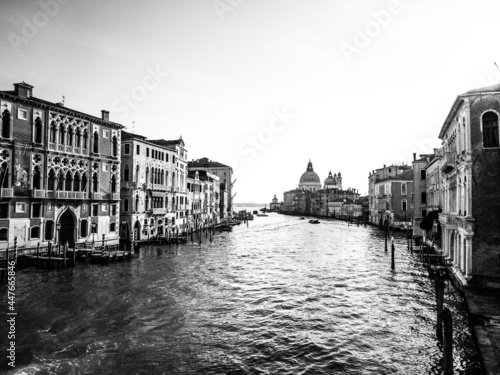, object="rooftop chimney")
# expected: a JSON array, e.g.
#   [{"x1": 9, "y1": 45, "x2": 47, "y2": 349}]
[
  {"x1": 101, "y1": 110, "x2": 110, "y2": 121},
  {"x1": 413, "y1": 153, "x2": 416, "y2": 161},
  {"x1": 13, "y1": 82, "x2": 33, "y2": 98}
]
